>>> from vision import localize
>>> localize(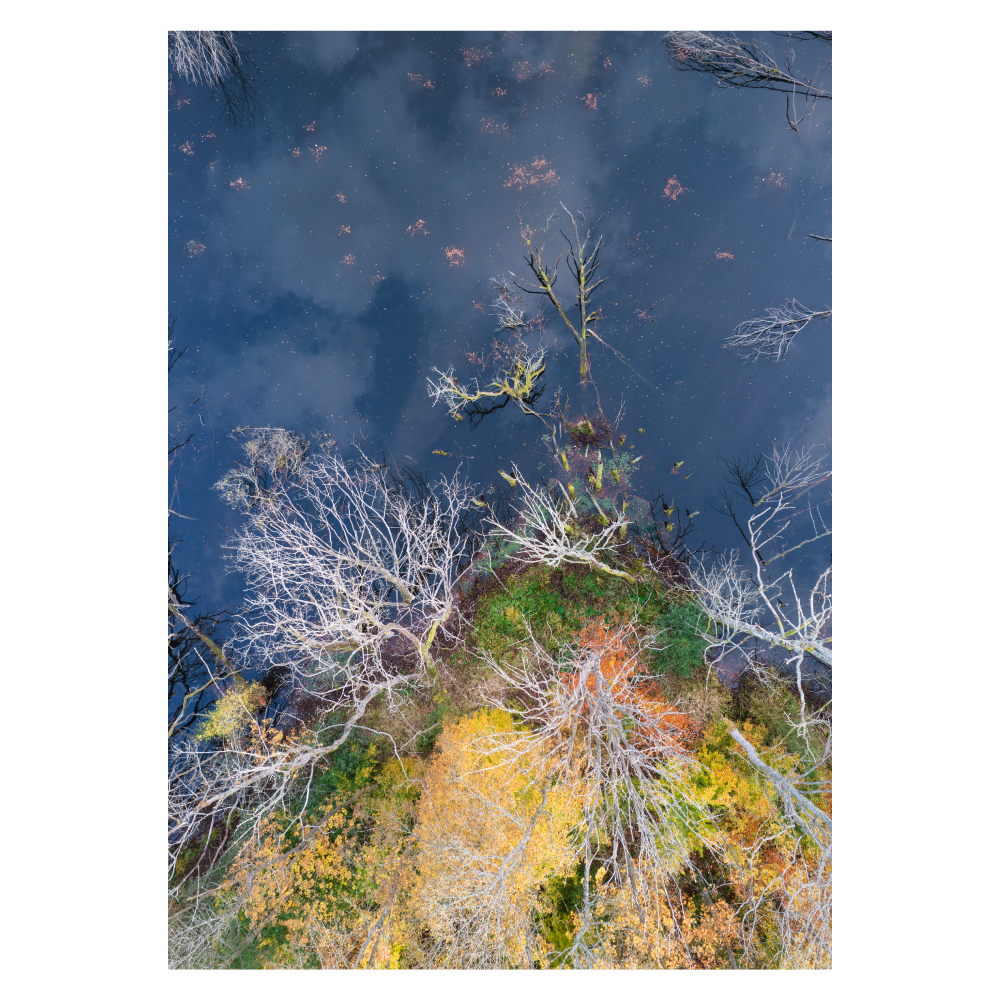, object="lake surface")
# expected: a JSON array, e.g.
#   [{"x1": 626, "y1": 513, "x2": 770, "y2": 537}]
[{"x1": 168, "y1": 30, "x2": 832, "y2": 617}]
